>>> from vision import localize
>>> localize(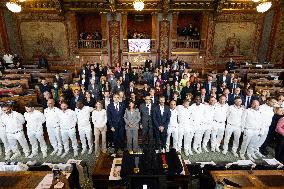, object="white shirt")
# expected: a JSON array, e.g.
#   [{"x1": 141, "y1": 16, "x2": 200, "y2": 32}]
[
  {"x1": 75, "y1": 106, "x2": 93, "y2": 126},
  {"x1": 104, "y1": 98, "x2": 110, "y2": 108},
  {"x1": 169, "y1": 108, "x2": 179, "y2": 128},
  {"x1": 190, "y1": 103, "x2": 205, "y2": 125},
  {"x1": 259, "y1": 104, "x2": 274, "y2": 127},
  {"x1": 92, "y1": 109, "x2": 107, "y2": 128},
  {"x1": 44, "y1": 107, "x2": 61, "y2": 127},
  {"x1": 159, "y1": 105, "x2": 164, "y2": 116},
  {"x1": 177, "y1": 105, "x2": 191, "y2": 125},
  {"x1": 226, "y1": 105, "x2": 244, "y2": 127},
  {"x1": 3, "y1": 54, "x2": 13, "y2": 64},
  {"x1": 1, "y1": 111, "x2": 25, "y2": 133},
  {"x1": 58, "y1": 109, "x2": 77, "y2": 130},
  {"x1": 204, "y1": 104, "x2": 216, "y2": 124},
  {"x1": 24, "y1": 110, "x2": 45, "y2": 133},
  {"x1": 242, "y1": 108, "x2": 262, "y2": 130},
  {"x1": 213, "y1": 103, "x2": 228, "y2": 123},
  {"x1": 146, "y1": 103, "x2": 151, "y2": 115}
]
